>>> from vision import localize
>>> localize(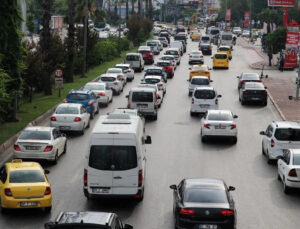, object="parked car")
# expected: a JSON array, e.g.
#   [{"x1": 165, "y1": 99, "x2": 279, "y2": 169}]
[
  {"x1": 83, "y1": 82, "x2": 113, "y2": 106},
  {"x1": 260, "y1": 121, "x2": 300, "y2": 163},
  {"x1": 115, "y1": 63, "x2": 135, "y2": 81},
  {"x1": 199, "y1": 43, "x2": 212, "y2": 55},
  {"x1": 138, "y1": 46, "x2": 154, "y2": 65},
  {"x1": 170, "y1": 178, "x2": 236, "y2": 229},
  {"x1": 200, "y1": 110, "x2": 238, "y2": 143},
  {"x1": 239, "y1": 82, "x2": 268, "y2": 106},
  {"x1": 156, "y1": 60, "x2": 174, "y2": 78},
  {"x1": 188, "y1": 76, "x2": 212, "y2": 96},
  {"x1": 237, "y1": 72, "x2": 261, "y2": 89},
  {"x1": 188, "y1": 50, "x2": 204, "y2": 65},
  {"x1": 99, "y1": 74, "x2": 124, "y2": 95},
  {"x1": 50, "y1": 103, "x2": 90, "y2": 134},
  {"x1": 13, "y1": 126, "x2": 67, "y2": 163},
  {"x1": 124, "y1": 53, "x2": 144, "y2": 72}
]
